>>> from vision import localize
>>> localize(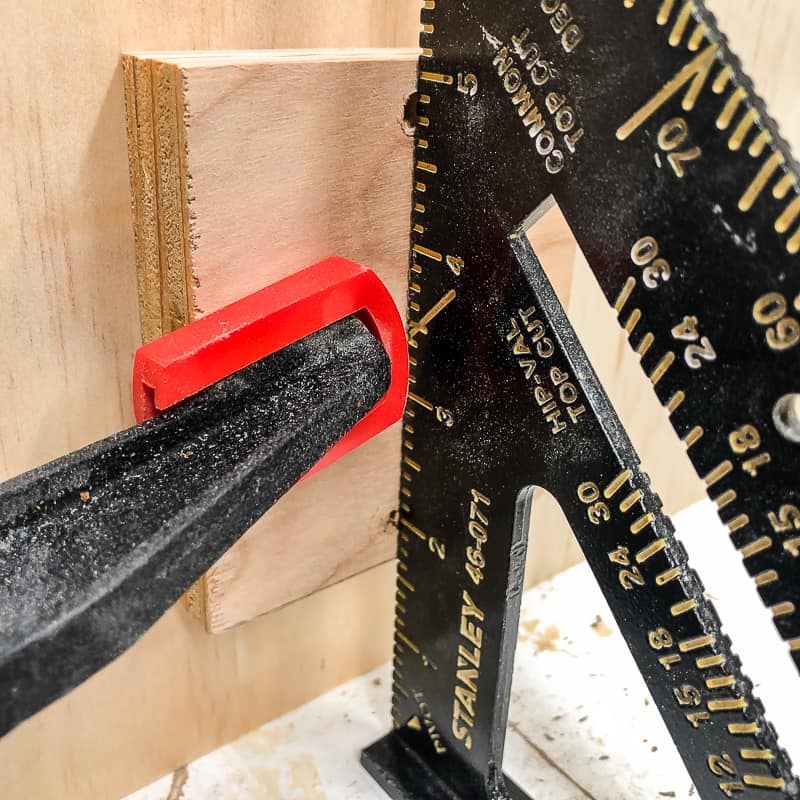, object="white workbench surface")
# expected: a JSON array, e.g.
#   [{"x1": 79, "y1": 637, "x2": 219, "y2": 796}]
[{"x1": 125, "y1": 501, "x2": 799, "y2": 800}]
